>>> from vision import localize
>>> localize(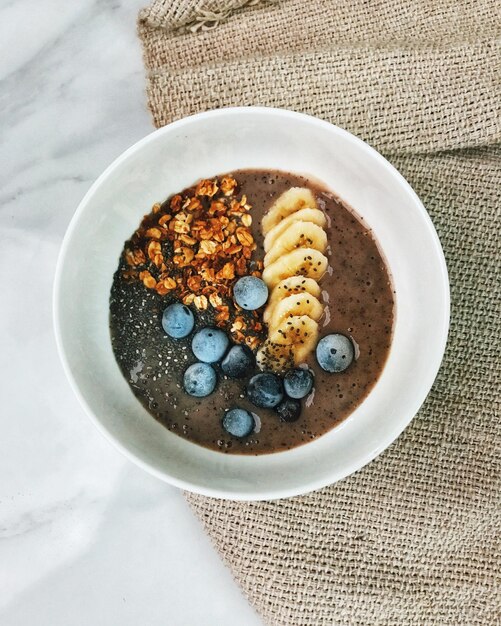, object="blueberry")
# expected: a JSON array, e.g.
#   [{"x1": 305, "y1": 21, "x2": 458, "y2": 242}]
[
  {"x1": 233, "y1": 276, "x2": 268, "y2": 310},
  {"x1": 247, "y1": 372, "x2": 283, "y2": 408},
  {"x1": 284, "y1": 368, "x2": 314, "y2": 399},
  {"x1": 276, "y1": 398, "x2": 301, "y2": 422},
  {"x1": 162, "y1": 303, "x2": 194, "y2": 339},
  {"x1": 222, "y1": 407, "x2": 255, "y2": 438},
  {"x1": 316, "y1": 334, "x2": 354, "y2": 373},
  {"x1": 191, "y1": 327, "x2": 229, "y2": 363},
  {"x1": 183, "y1": 362, "x2": 217, "y2": 397},
  {"x1": 221, "y1": 345, "x2": 255, "y2": 378}
]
